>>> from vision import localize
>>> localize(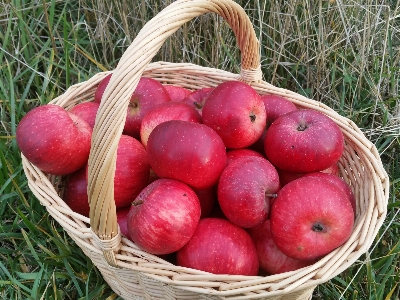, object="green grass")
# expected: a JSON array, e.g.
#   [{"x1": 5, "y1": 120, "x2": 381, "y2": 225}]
[{"x1": 1, "y1": 0, "x2": 399, "y2": 299}]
